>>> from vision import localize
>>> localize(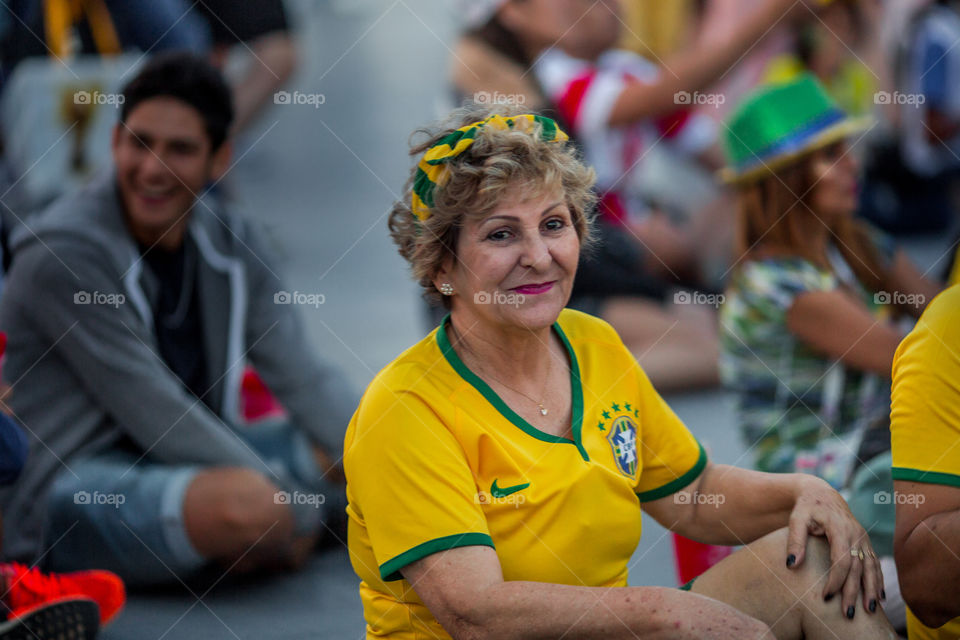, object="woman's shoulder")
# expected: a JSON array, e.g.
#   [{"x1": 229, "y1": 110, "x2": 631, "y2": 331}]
[
  {"x1": 361, "y1": 328, "x2": 450, "y2": 403},
  {"x1": 347, "y1": 328, "x2": 456, "y2": 444},
  {"x1": 723, "y1": 257, "x2": 836, "y2": 321},
  {"x1": 734, "y1": 256, "x2": 834, "y2": 294},
  {"x1": 914, "y1": 283, "x2": 960, "y2": 336},
  {"x1": 557, "y1": 308, "x2": 629, "y2": 350}
]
